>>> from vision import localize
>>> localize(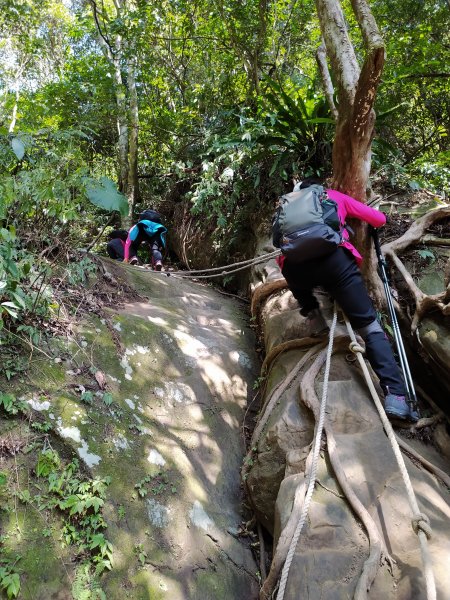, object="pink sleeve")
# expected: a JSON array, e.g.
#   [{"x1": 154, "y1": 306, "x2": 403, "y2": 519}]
[
  {"x1": 327, "y1": 189, "x2": 386, "y2": 228},
  {"x1": 124, "y1": 227, "x2": 135, "y2": 261}
]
